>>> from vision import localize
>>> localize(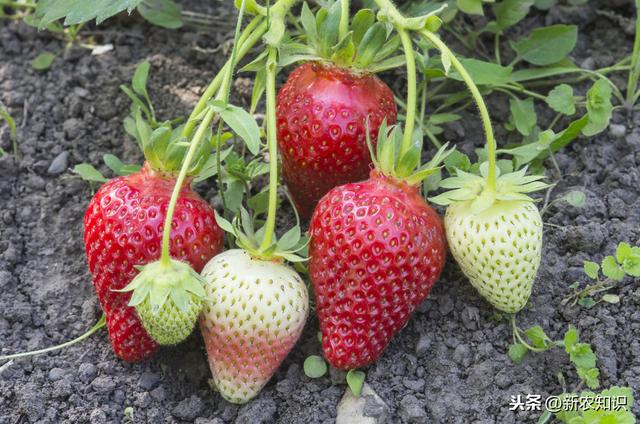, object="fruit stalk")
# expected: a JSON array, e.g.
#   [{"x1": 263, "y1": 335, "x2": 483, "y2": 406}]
[
  {"x1": 420, "y1": 30, "x2": 497, "y2": 192},
  {"x1": 160, "y1": 108, "x2": 216, "y2": 264},
  {"x1": 626, "y1": 0, "x2": 640, "y2": 107},
  {"x1": 259, "y1": 46, "x2": 279, "y2": 251},
  {"x1": 397, "y1": 27, "x2": 417, "y2": 156}
]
